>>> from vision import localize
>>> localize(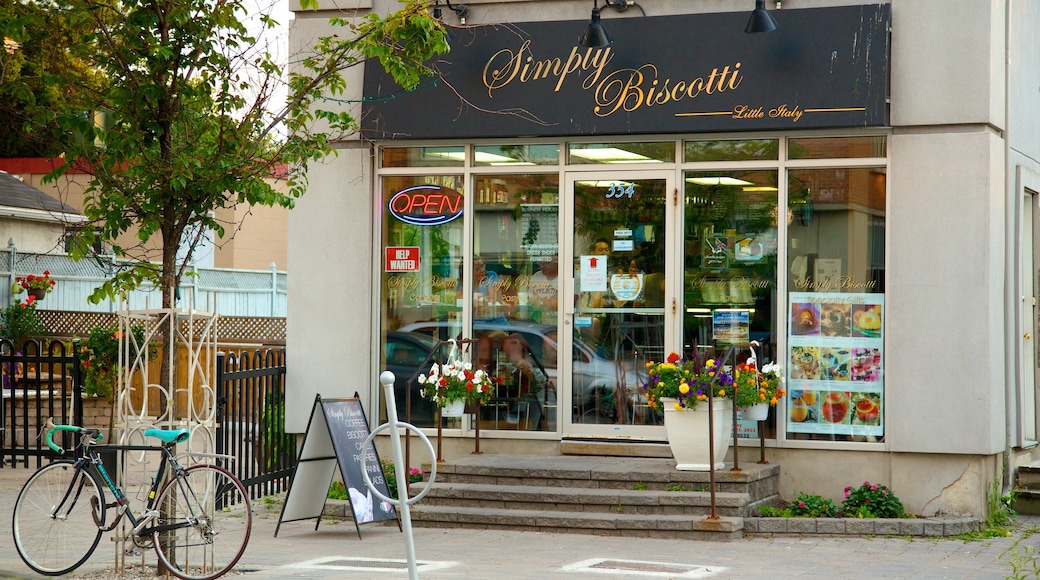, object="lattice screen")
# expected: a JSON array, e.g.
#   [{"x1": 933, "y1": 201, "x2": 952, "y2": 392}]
[{"x1": 37, "y1": 310, "x2": 285, "y2": 345}]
